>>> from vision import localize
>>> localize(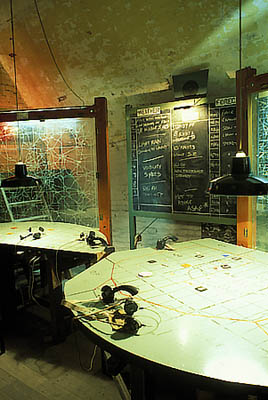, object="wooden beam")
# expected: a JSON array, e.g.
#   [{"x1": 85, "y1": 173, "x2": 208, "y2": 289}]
[
  {"x1": 0, "y1": 106, "x2": 96, "y2": 122},
  {"x1": 236, "y1": 67, "x2": 256, "y2": 248},
  {"x1": 94, "y1": 97, "x2": 112, "y2": 245},
  {"x1": 237, "y1": 196, "x2": 256, "y2": 248},
  {"x1": 0, "y1": 99, "x2": 113, "y2": 245}
]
